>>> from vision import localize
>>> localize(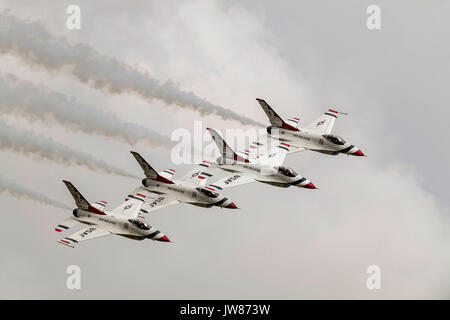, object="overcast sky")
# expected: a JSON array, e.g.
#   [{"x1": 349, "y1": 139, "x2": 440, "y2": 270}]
[{"x1": 0, "y1": 0, "x2": 449, "y2": 299}]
